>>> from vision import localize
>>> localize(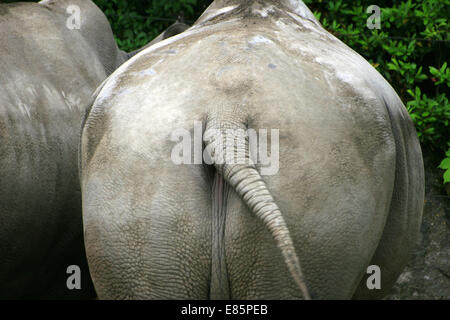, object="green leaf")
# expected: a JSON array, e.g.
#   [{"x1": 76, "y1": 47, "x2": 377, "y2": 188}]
[
  {"x1": 444, "y1": 170, "x2": 450, "y2": 184},
  {"x1": 439, "y1": 158, "x2": 450, "y2": 170}
]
